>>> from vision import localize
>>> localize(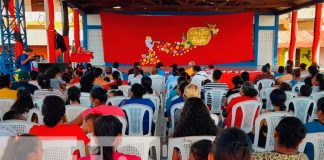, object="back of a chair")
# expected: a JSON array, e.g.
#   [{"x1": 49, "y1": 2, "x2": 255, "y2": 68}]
[
  {"x1": 292, "y1": 82, "x2": 305, "y2": 93},
  {"x1": 210, "y1": 114, "x2": 219, "y2": 126},
  {"x1": 0, "y1": 99, "x2": 15, "y2": 120},
  {"x1": 129, "y1": 78, "x2": 142, "y2": 85},
  {"x1": 27, "y1": 108, "x2": 43, "y2": 124},
  {"x1": 170, "y1": 102, "x2": 185, "y2": 129},
  {"x1": 204, "y1": 89, "x2": 227, "y2": 113},
  {"x1": 121, "y1": 104, "x2": 153, "y2": 136},
  {"x1": 231, "y1": 100, "x2": 262, "y2": 133},
  {"x1": 42, "y1": 139, "x2": 78, "y2": 160},
  {"x1": 256, "y1": 79, "x2": 275, "y2": 91},
  {"x1": 310, "y1": 91, "x2": 324, "y2": 103},
  {"x1": 286, "y1": 97, "x2": 317, "y2": 123},
  {"x1": 259, "y1": 87, "x2": 276, "y2": 111},
  {"x1": 80, "y1": 97, "x2": 91, "y2": 107},
  {"x1": 168, "y1": 136, "x2": 216, "y2": 160},
  {"x1": 191, "y1": 76, "x2": 208, "y2": 89},
  {"x1": 115, "y1": 116, "x2": 127, "y2": 135},
  {"x1": 151, "y1": 76, "x2": 165, "y2": 94},
  {"x1": 143, "y1": 94, "x2": 160, "y2": 122},
  {"x1": 118, "y1": 136, "x2": 161, "y2": 160},
  {"x1": 65, "y1": 105, "x2": 88, "y2": 122},
  {"x1": 166, "y1": 81, "x2": 177, "y2": 99},
  {"x1": 107, "y1": 96, "x2": 128, "y2": 106},
  {"x1": 298, "y1": 133, "x2": 324, "y2": 160},
  {"x1": 284, "y1": 91, "x2": 297, "y2": 107},
  {"x1": 0, "y1": 120, "x2": 36, "y2": 135},
  {"x1": 118, "y1": 85, "x2": 131, "y2": 97},
  {"x1": 227, "y1": 93, "x2": 241, "y2": 104},
  {"x1": 253, "y1": 112, "x2": 293, "y2": 151}
]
